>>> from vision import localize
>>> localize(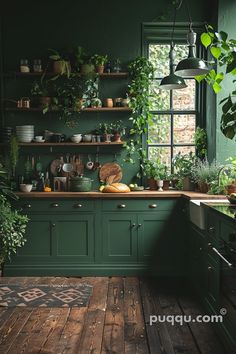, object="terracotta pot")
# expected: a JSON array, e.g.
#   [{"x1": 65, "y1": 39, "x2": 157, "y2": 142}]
[
  {"x1": 104, "y1": 98, "x2": 113, "y2": 108},
  {"x1": 96, "y1": 65, "x2": 104, "y2": 74},
  {"x1": 53, "y1": 60, "x2": 71, "y2": 75},
  {"x1": 113, "y1": 133, "x2": 121, "y2": 142},
  {"x1": 226, "y1": 184, "x2": 236, "y2": 195},
  {"x1": 183, "y1": 177, "x2": 195, "y2": 191},
  {"x1": 39, "y1": 97, "x2": 51, "y2": 107},
  {"x1": 198, "y1": 182, "x2": 209, "y2": 193},
  {"x1": 163, "y1": 180, "x2": 170, "y2": 190},
  {"x1": 147, "y1": 178, "x2": 157, "y2": 190}
]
